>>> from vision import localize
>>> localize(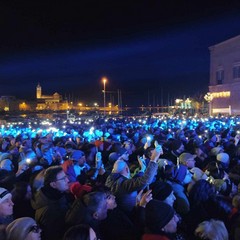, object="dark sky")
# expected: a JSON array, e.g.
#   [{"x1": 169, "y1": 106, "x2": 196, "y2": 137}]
[{"x1": 1, "y1": 1, "x2": 240, "y2": 107}]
